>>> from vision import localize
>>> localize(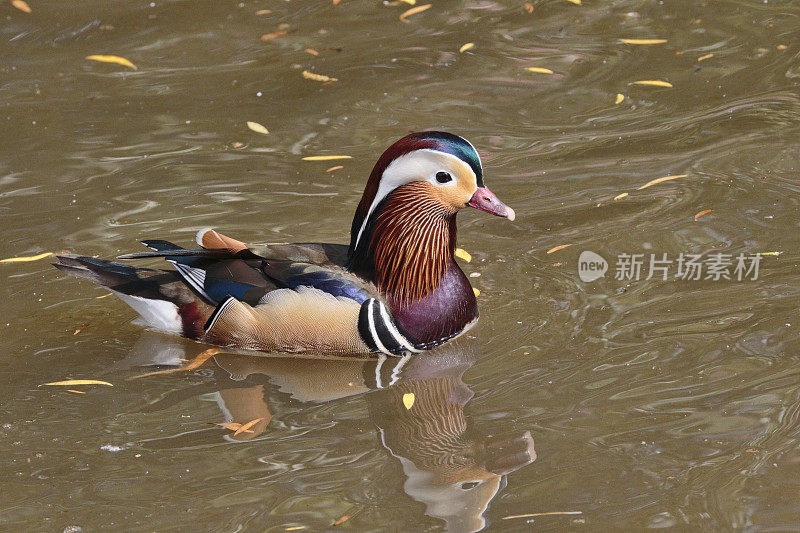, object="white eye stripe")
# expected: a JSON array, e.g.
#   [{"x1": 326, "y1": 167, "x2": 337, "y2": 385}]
[{"x1": 354, "y1": 149, "x2": 477, "y2": 249}]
